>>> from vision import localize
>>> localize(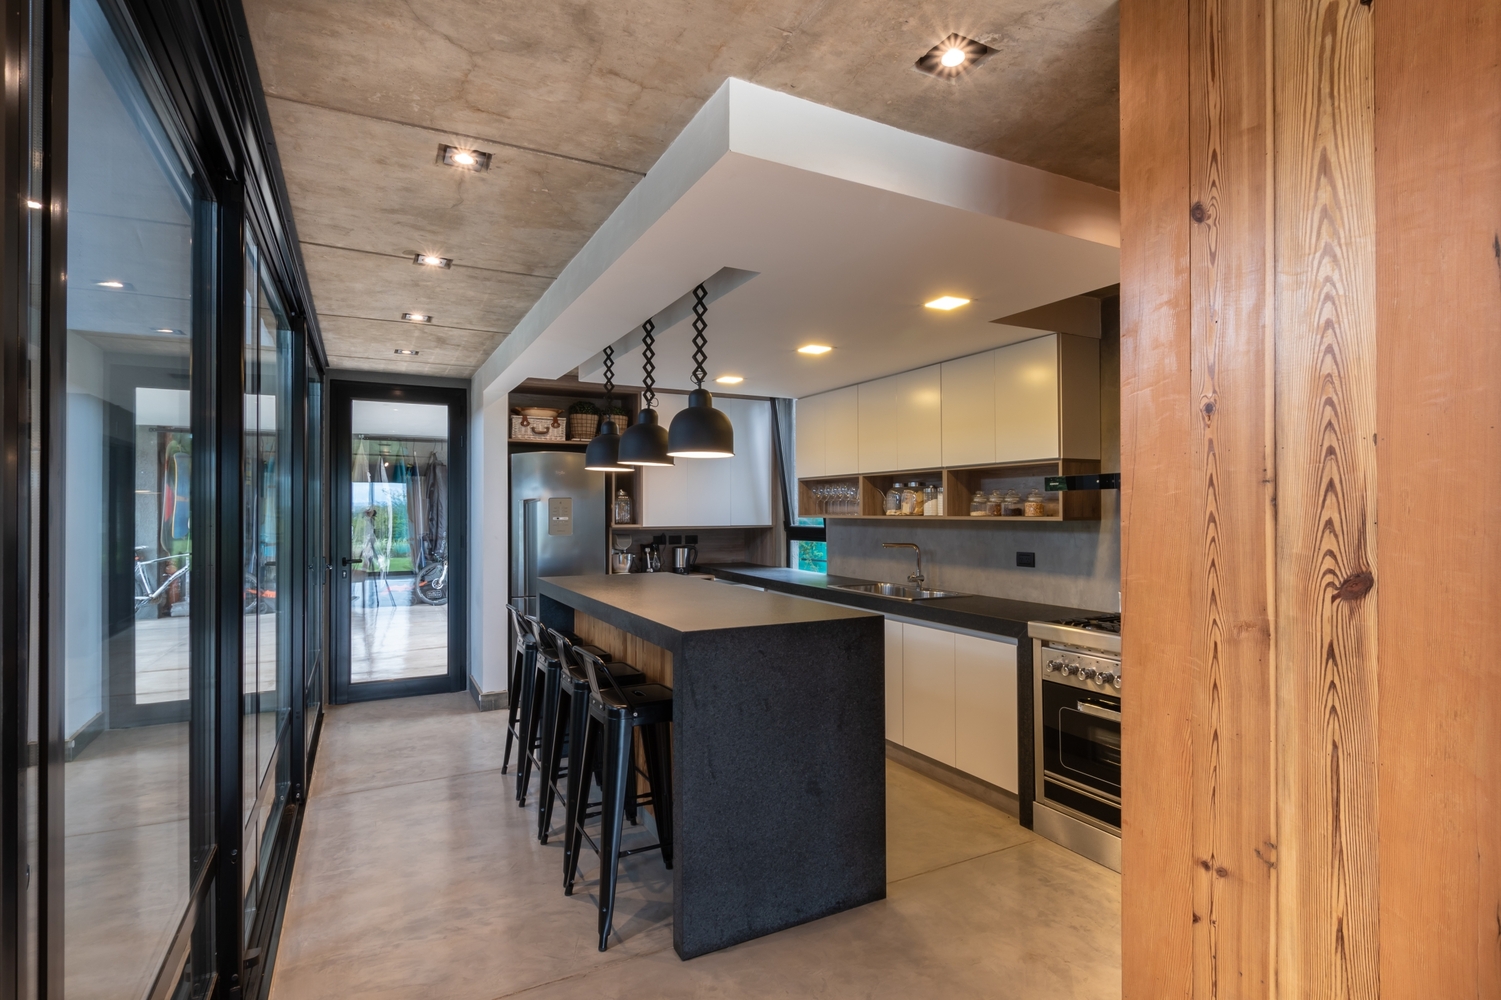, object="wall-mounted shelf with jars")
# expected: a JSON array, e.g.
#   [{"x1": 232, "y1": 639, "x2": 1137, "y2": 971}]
[{"x1": 798, "y1": 459, "x2": 1102, "y2": 522}]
